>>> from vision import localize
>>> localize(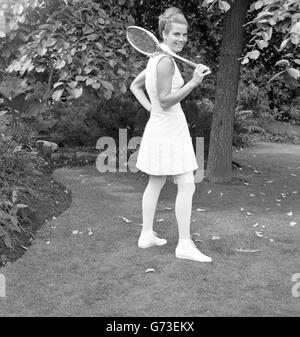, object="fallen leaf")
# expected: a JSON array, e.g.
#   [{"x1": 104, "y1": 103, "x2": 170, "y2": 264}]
[
  {"x1": 53, "y1": 216, "x2": 56, "y2": 220},
  {"x1": 253, "y1": 223, "x2": 259, "y2": 227},
  {"x1": 265, "y1": 208, "x2": 271, "y2": 211},
  {"x1": 246, "y1": 212, "x2": 253, "y2": 216},
  {"x1": 276, "y1": 199, "x2": 282, "y2": 202},
  {"x1": 145, "y1": 268, "x2": 155, "y2": 273},
  {"x1": 267, "y1": 180, "x2": 273, "y2": 184},
  {"x1": 197, "y1": 208, "x2": 206, "y2": 212},
  {"x1": 292, "y1": 191, "x2": 298, "y2": 194},
  {"x1": 250, "y1": 194, "x2": 255, "y2": 197},
  {"x1": 87, "y1": 228, "x2": 93, "y2": 236},
  {"x1": 255, "y1": 231, "x2": 263, "y2": 237},
  {"x1": 208, "y1": 189, "x2": 212, "y2": 194},
  {"x1": 220, "y1": 193, "x2": 223, "y2": 196},
  {"x1": 235, "y1": 248, "x2": 261, "y2": 253},
  {"x1": 119, "y1": 216, "x2": 132, "y2": 223},
  {"x1": 243, "y1": 182, "x2": 249, "y2": 186},
  {"x1": 290, "y1": 222, "x2": 297, "y2": 227},
  {"x1": 211, "y1": 235, "x2": 221, "y2": 240},
  {"x1": 269, "y1": 238, "x2": 274, "y2": 242},
  {"x1": 290, "y1": 174, "x2": 297, "y2": 177},
  {"x1": 64, "y1": 190, "x2": 69, "y2": 193},
  {"x1": 21, "y1": 245, "x2": 28, "y2": 250},
  {"x1": 45, "y1": 240, "x2": 50, "y2": 244},
  {"x1": 192, "y1": 232, "x2": 201, "y2": 237},
  {"x1": 72, "y1": 230, "x2": 78, "y2": 235},
  {"x1": 241, "y1": 207, "x2": 245, "y2": 211},
  {"x1": 286, "y1": 211, "x2": 293, "y2": 216}
]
